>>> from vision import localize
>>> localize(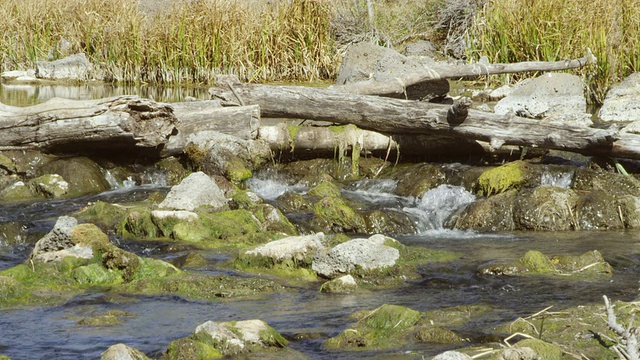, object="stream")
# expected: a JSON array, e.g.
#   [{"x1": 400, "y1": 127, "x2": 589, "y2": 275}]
[{"x1": 2, "y1": 84, "x2": 640, "y2": 359}]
